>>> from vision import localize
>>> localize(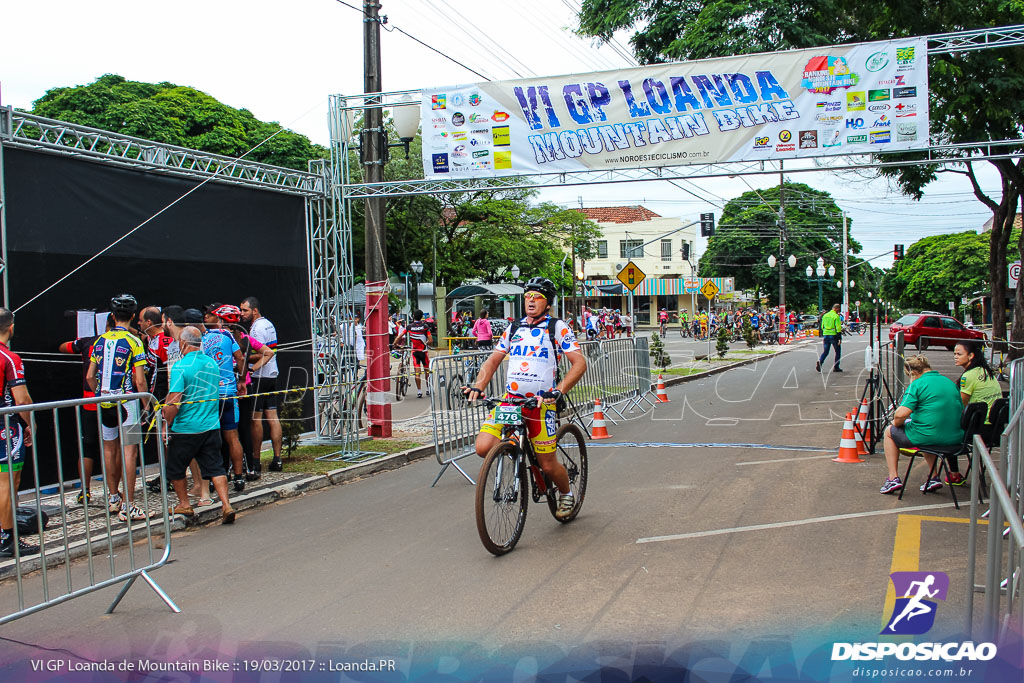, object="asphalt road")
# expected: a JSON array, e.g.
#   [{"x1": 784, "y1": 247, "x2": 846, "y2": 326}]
[{"x1": 2, "y1": 334, "x2": 988, "y2": 677}]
